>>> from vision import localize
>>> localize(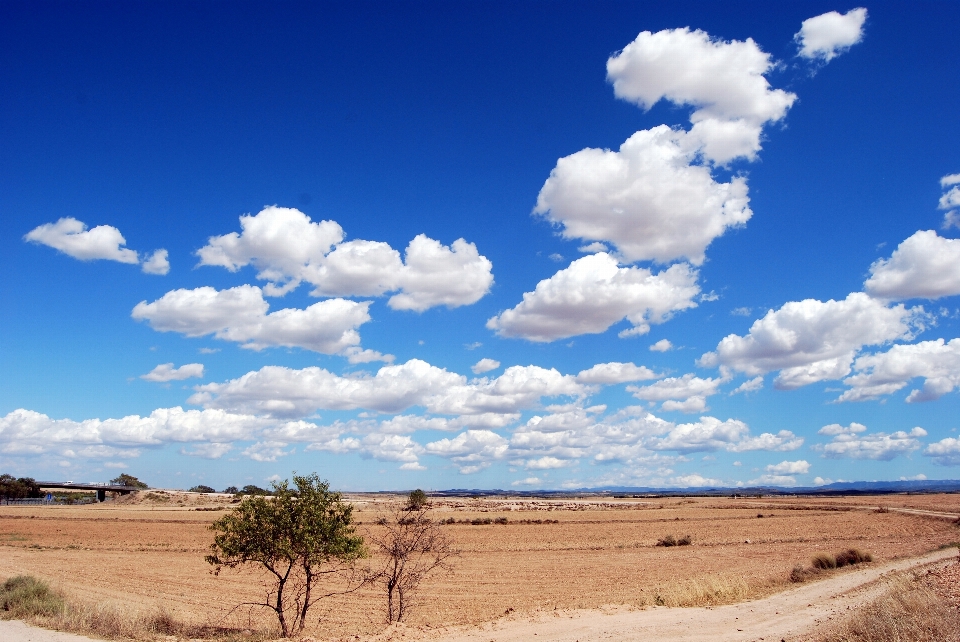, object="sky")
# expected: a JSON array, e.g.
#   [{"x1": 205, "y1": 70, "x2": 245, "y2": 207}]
[{"x1": 2, "y1": 2, "x2": 960, "y2": 492}]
